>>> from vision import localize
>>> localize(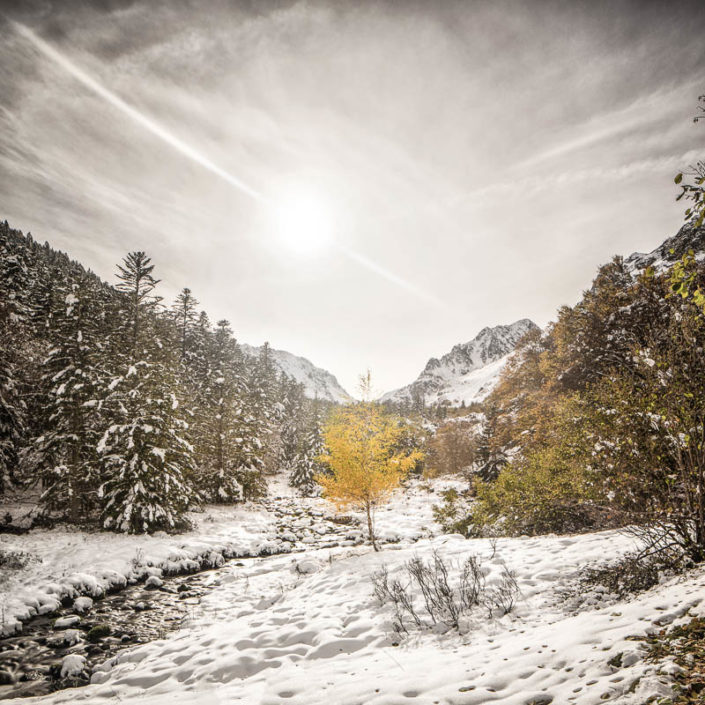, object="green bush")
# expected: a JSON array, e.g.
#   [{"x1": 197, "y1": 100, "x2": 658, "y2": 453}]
[
  {"x1": 472, "y1": 445, "x2": 601, "y2": 536},
  {"x1": 432, "y1": 488, "x2": 473, "y2": 536}
]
